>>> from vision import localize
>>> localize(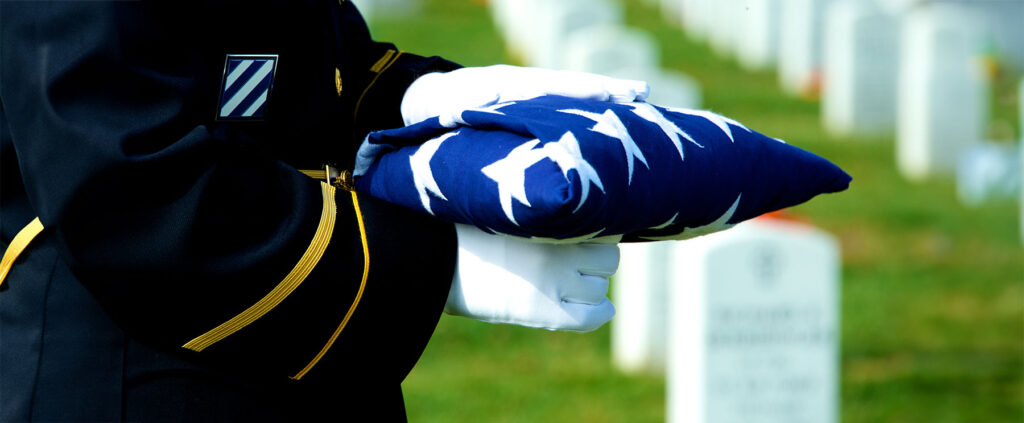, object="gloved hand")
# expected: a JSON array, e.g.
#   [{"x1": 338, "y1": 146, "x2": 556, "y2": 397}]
[
  {"x1": 401, "y1": 64, "x2": 650, "y2": 127},
  {"x1": 445, "y1": 223, "x2": 619, "y2": 332}
]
